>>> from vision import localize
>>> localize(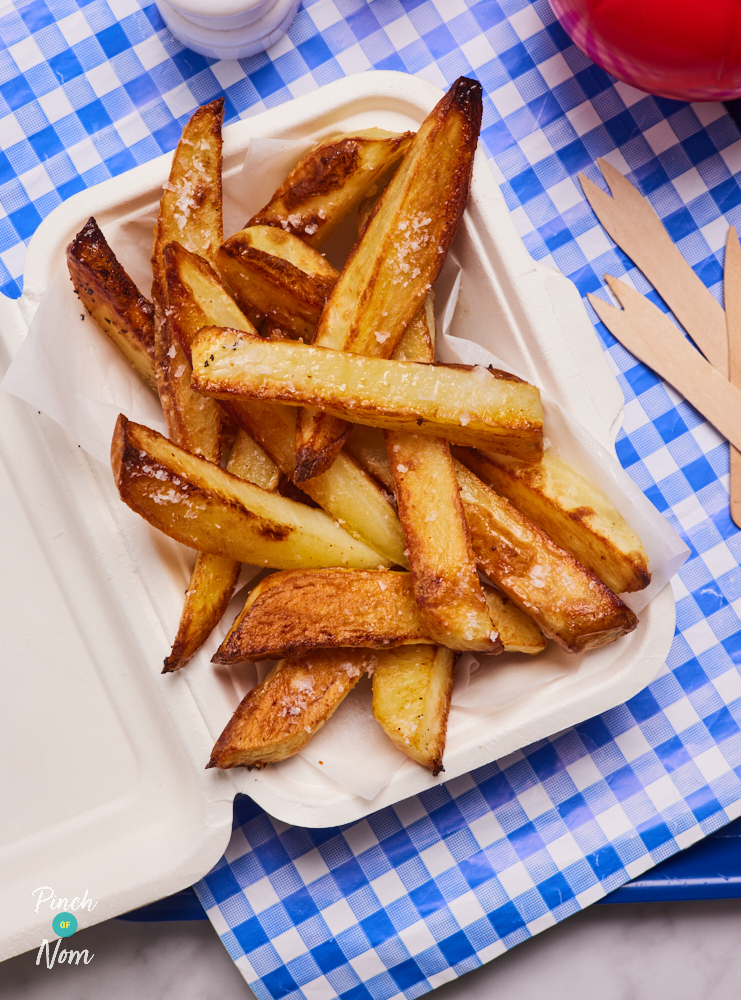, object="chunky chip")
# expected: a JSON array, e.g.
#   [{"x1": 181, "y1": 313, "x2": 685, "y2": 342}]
[
  {"x1": 249, "y1": 128, "x2": 413, "y2": 247},
  {"x1": 213, "y1": 569, "x2": 505, "y2": 663},
  {"x1": 66, "y1": 217, "x2": 156, "y2": 392},
  {"x1": 214, "y1": 569, "x2": 435, "y2": 662},
  {"x1": 217, "y1": 226, "x2": 338, "y2": 339},
  {"x1": 150, "y1": 100, "x2": 225, "y2": 454},
  {"x1": 294, "y1": 77, "x2": 483, "y2": 481},
  {"x1": 372, "y1": 645, "x2": 456, "y2": 775},
  {"x1": 151, "y1": 98, "x2": 224, "y2": 307},
  {"x1": 111, "y1": 415, "x2": 389, "y2": 571},
  {"x1": 191, "y1": 328, "x2": 544, "y2": 461},
  {"x1": 163, "y1": 553, "x2": 240, "y2": 673},
  {"x1": 208, "y1": 649, "x2": 372, "y2": 768},
  {"x1": 384, "y1": 293, "x2": 495, "y2": 649},
  {"x1": 456, "y1": 447, "x2": 651, "y2": 594}
]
